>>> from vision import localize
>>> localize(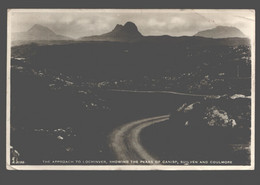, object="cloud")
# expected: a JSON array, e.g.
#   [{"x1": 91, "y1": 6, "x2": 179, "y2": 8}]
[
  {"x1": 147, "y1": 18, "x2": 167, "y2": 27},
  {"x1": 170, "y1": 17, "x2": 186, "y2": 25}
]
